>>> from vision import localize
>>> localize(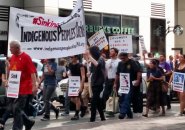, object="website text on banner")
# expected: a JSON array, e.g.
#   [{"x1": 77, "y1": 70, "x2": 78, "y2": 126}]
[
  {"x1": 88, "y1": 29, "x2": 108, "y2": 50},
  {"x1": 173, "y1": 72, "x2": 185, "y2": 92},
  {"x1": 68, "y1": 76, "x2": 81, "y2": 97},
  {"x1": 109, "y1": 35, "x2": 133, "y2": 53},
  {"x1": 8, "y1": 0, "x2": 86, "y2": 59},
  {"x1": 7, "y1": 71, "x2": 21, "y2": 98}
]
